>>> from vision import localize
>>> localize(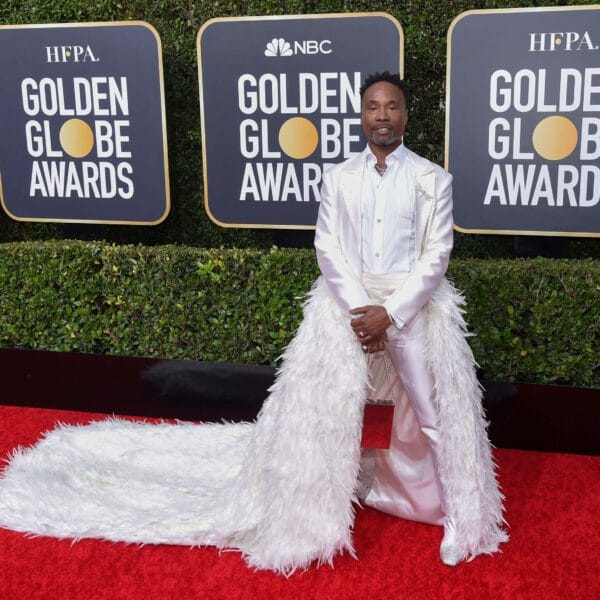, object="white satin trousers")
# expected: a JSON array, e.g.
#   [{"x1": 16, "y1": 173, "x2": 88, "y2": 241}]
[{"x1": 361, "y1": 272, "x2": 446, "y2": 526}]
